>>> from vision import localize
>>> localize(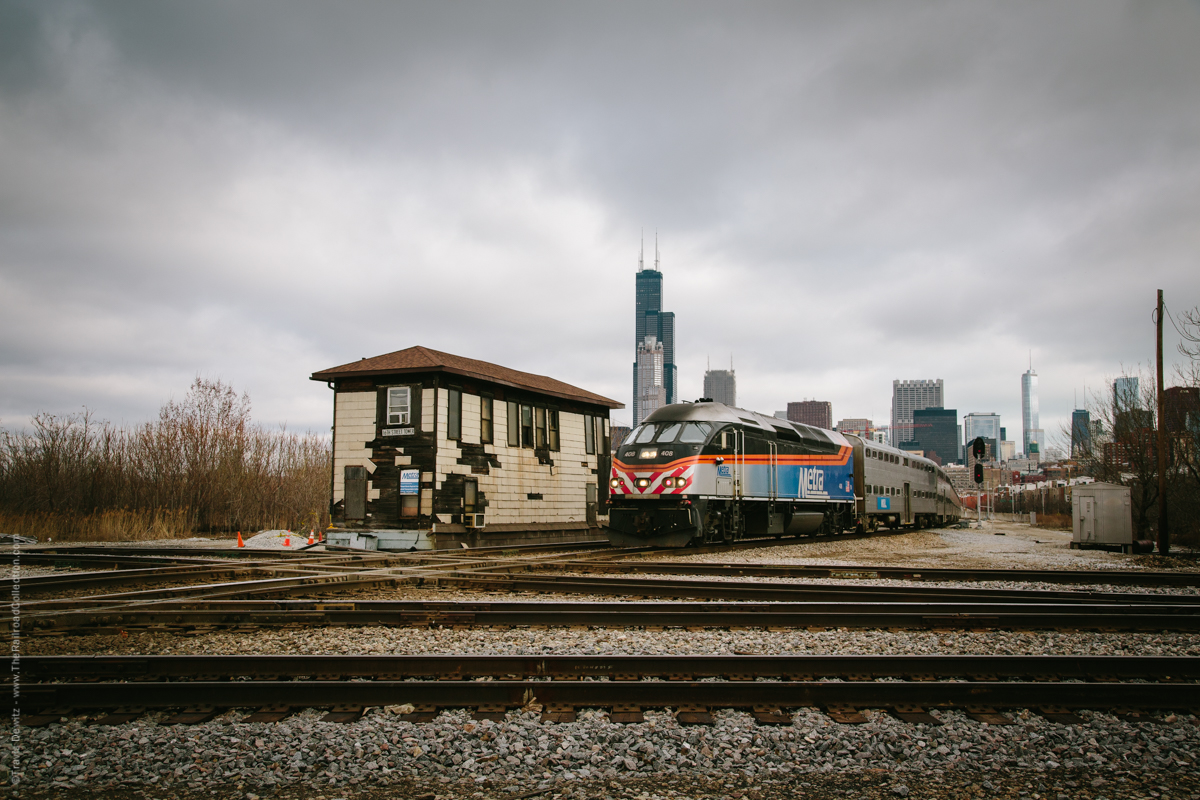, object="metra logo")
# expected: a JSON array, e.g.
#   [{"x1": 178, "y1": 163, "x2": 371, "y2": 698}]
[{"x1": 798, "y1": 467, "x2": 825, "y2": 498}]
